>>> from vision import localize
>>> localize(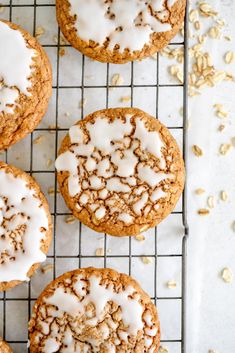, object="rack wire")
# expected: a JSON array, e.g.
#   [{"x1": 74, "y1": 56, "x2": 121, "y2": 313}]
[{"x1": 0, "y1": 1, "x2": 189, "y2": 352}]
